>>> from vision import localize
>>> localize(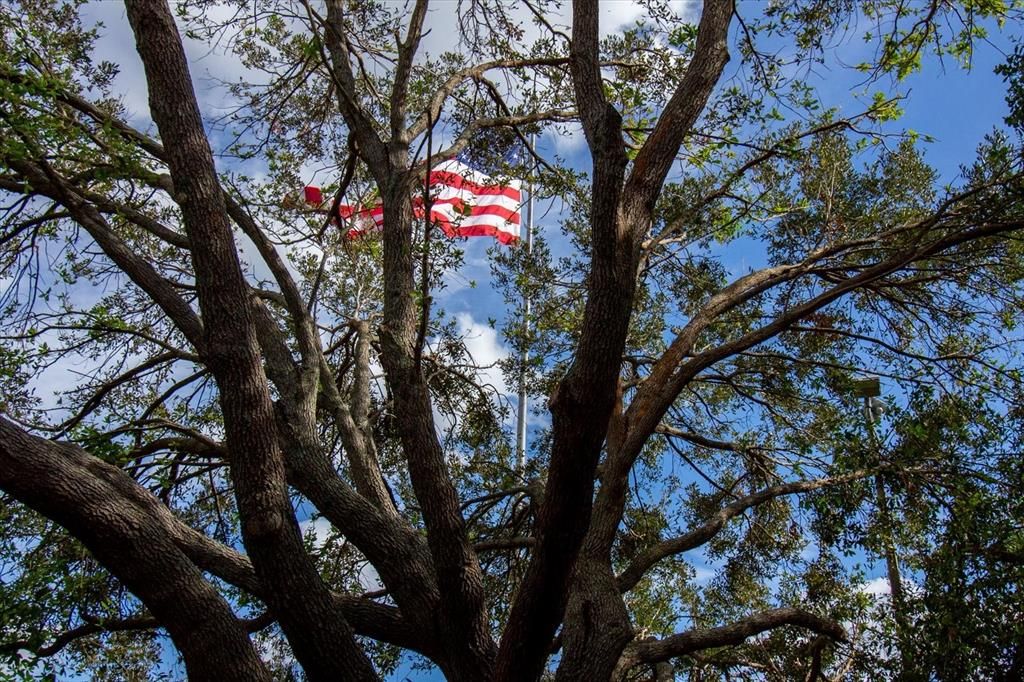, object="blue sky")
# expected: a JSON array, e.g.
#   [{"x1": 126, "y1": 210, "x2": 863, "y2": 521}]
[
  {"x1": 391, "y1": 6, "x2": 1019, "y2": 681},
  {"x1": 17, "y1": 1, "x2": 1021, "y2": 679}
]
